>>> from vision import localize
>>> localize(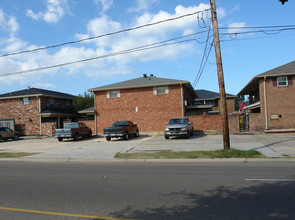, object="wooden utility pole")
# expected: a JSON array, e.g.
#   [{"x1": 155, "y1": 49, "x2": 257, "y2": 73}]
[{"x1": 209, "y1": 0, "x2": 230, "y2": 149}]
